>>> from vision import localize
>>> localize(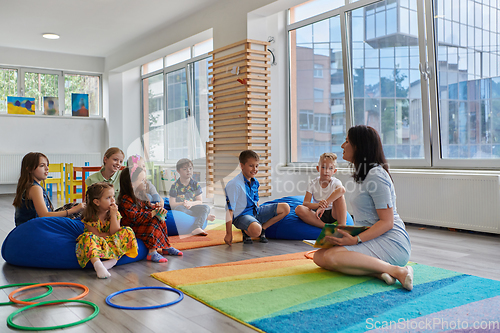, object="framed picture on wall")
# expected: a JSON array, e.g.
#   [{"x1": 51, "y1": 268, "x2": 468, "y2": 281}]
[
  {"x1": 43, "y1": 97, "x2": 59, "y2": 115},
  {"x1": 7, "y1": 96, "x2": 35, "y2": 115},
  {"x1": 72, "y1": 93, "x2": 89, "y2": 117}
]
